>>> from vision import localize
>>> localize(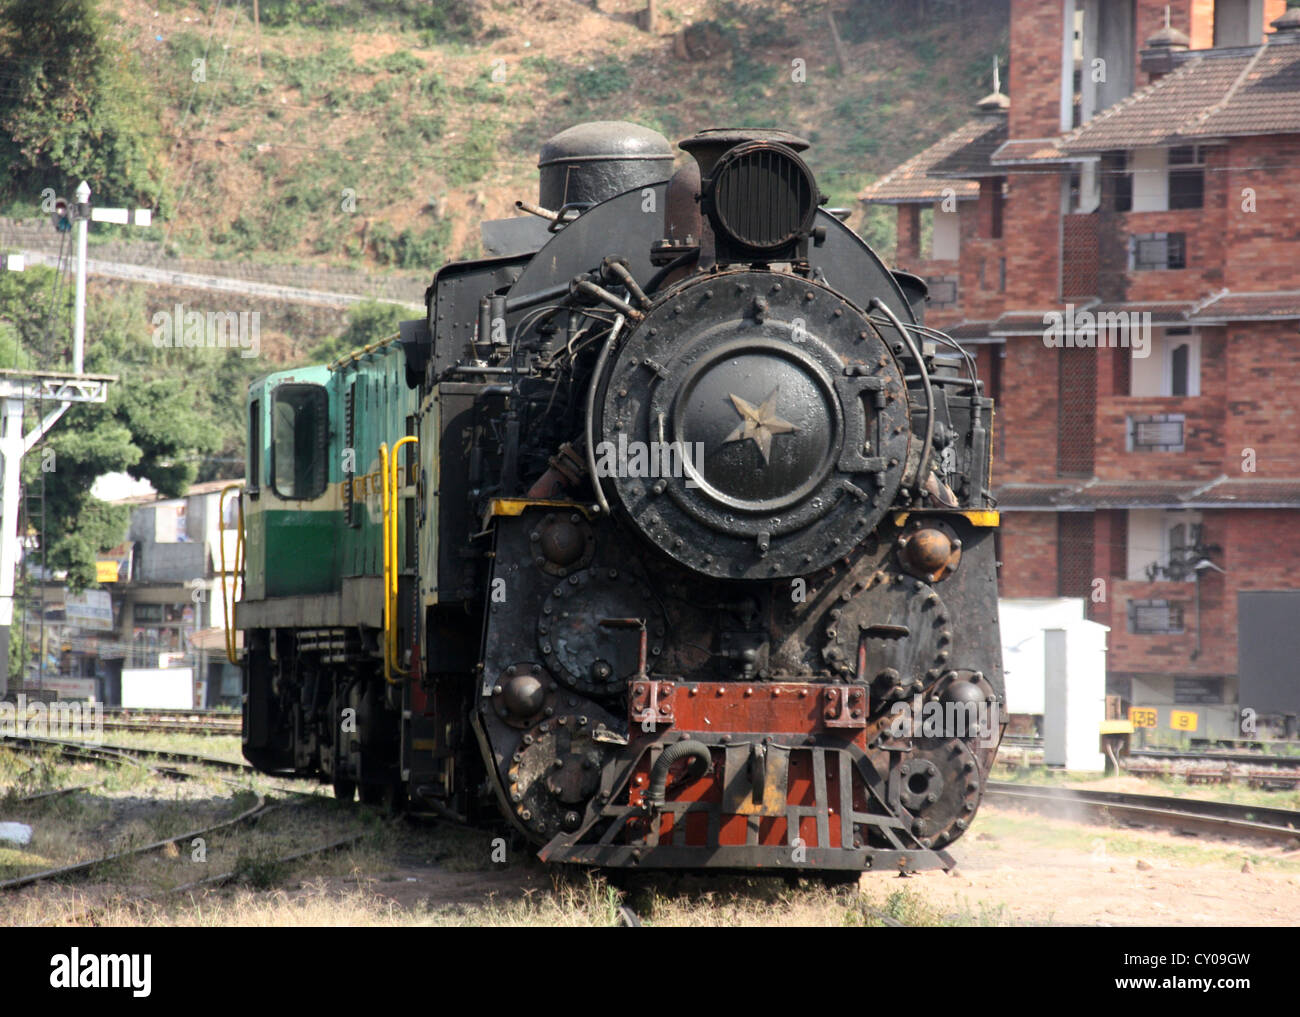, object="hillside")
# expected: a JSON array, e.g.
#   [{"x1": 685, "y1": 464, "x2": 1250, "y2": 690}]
[{"x1": 76, "y1": 0, "x2": 1008, "y2": 268}]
